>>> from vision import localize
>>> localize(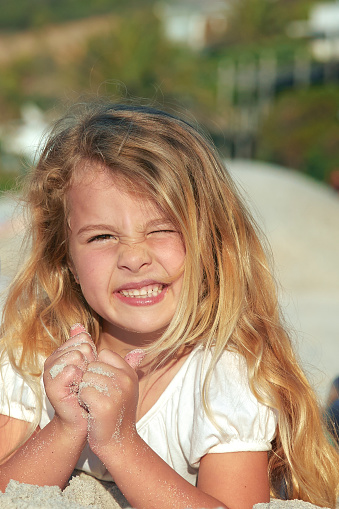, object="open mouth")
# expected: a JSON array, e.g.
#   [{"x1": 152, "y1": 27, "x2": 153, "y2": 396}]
[{"x1": 119, "y1": 284, "x2": 165, "y2": 298}]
